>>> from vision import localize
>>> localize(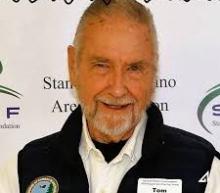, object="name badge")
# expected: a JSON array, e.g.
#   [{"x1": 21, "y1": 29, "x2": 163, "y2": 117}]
[{"x1": 137, "y1": 178, "x2": 182, "y2": 193}]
